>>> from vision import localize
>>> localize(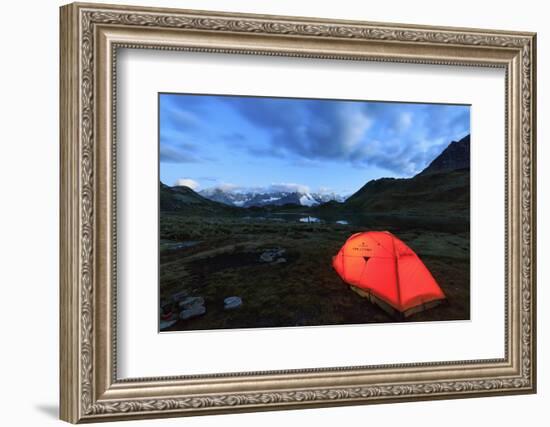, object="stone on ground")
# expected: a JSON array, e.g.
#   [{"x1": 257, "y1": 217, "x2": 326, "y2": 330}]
[{"x1": 224, "y1": 296, "x2": 242, "y2": 310}]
